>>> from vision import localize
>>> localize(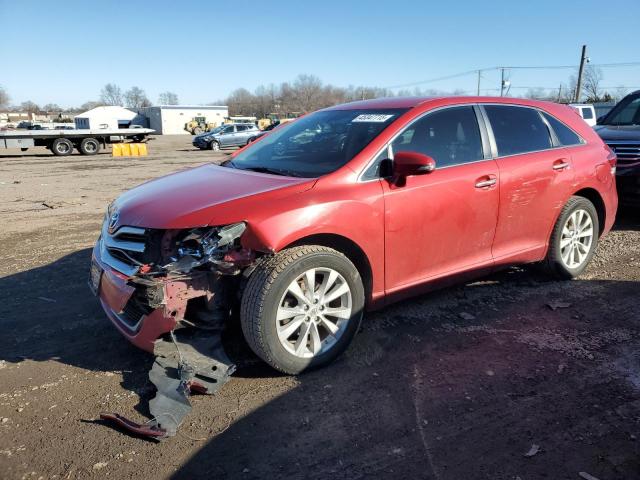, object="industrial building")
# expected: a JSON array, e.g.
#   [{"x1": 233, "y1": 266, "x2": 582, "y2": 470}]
[
  {"x1": 74, "y1": 106, "x2": 145, "y2": 130},
  {"x1": 137, "y1": 105, "x2": 229, "y2": 135}
]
